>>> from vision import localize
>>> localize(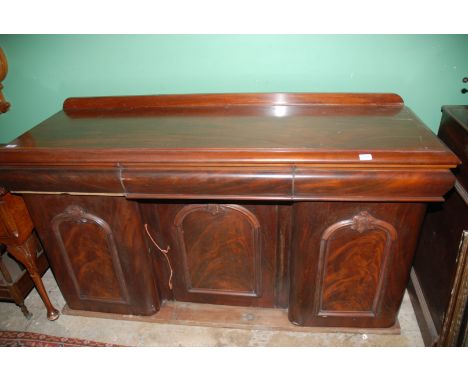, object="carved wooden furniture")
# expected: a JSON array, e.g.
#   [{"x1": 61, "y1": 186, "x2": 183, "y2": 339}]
[
  {"x1": 0, "y1": 47, "x2": 10, "y2": 113},
  {"x1": 1, "y1": 244, "x2": 37, "y2": 318},
  {"x1": 0, "y1": 93, "x2": 459, "y2": 328},
  {"x1": 0, "y1": 241, "x2": 50, "y2": 319},
  {"x1": 409, "y1": 105, "x2": 468, "y2": 346},
  {"x1": 0, "y1": 188, "x2": 59, "y2": 320}
]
